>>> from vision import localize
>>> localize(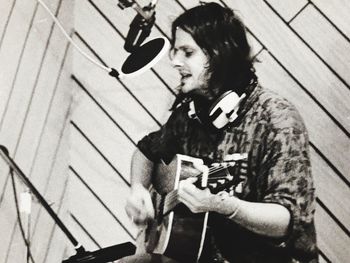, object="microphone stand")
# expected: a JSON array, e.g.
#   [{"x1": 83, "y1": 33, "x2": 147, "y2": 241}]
[
  {"x1": 118, "y1": 0, "x2": 156, "y2": 53},
  {"x1": 0, "y1": 145, "x2": 135, "y2": 262}
]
